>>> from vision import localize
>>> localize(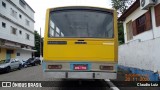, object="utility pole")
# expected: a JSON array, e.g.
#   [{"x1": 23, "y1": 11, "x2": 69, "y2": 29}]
[{"x1": 40, "y1": 28, "x2": 42, "y2": 61}]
